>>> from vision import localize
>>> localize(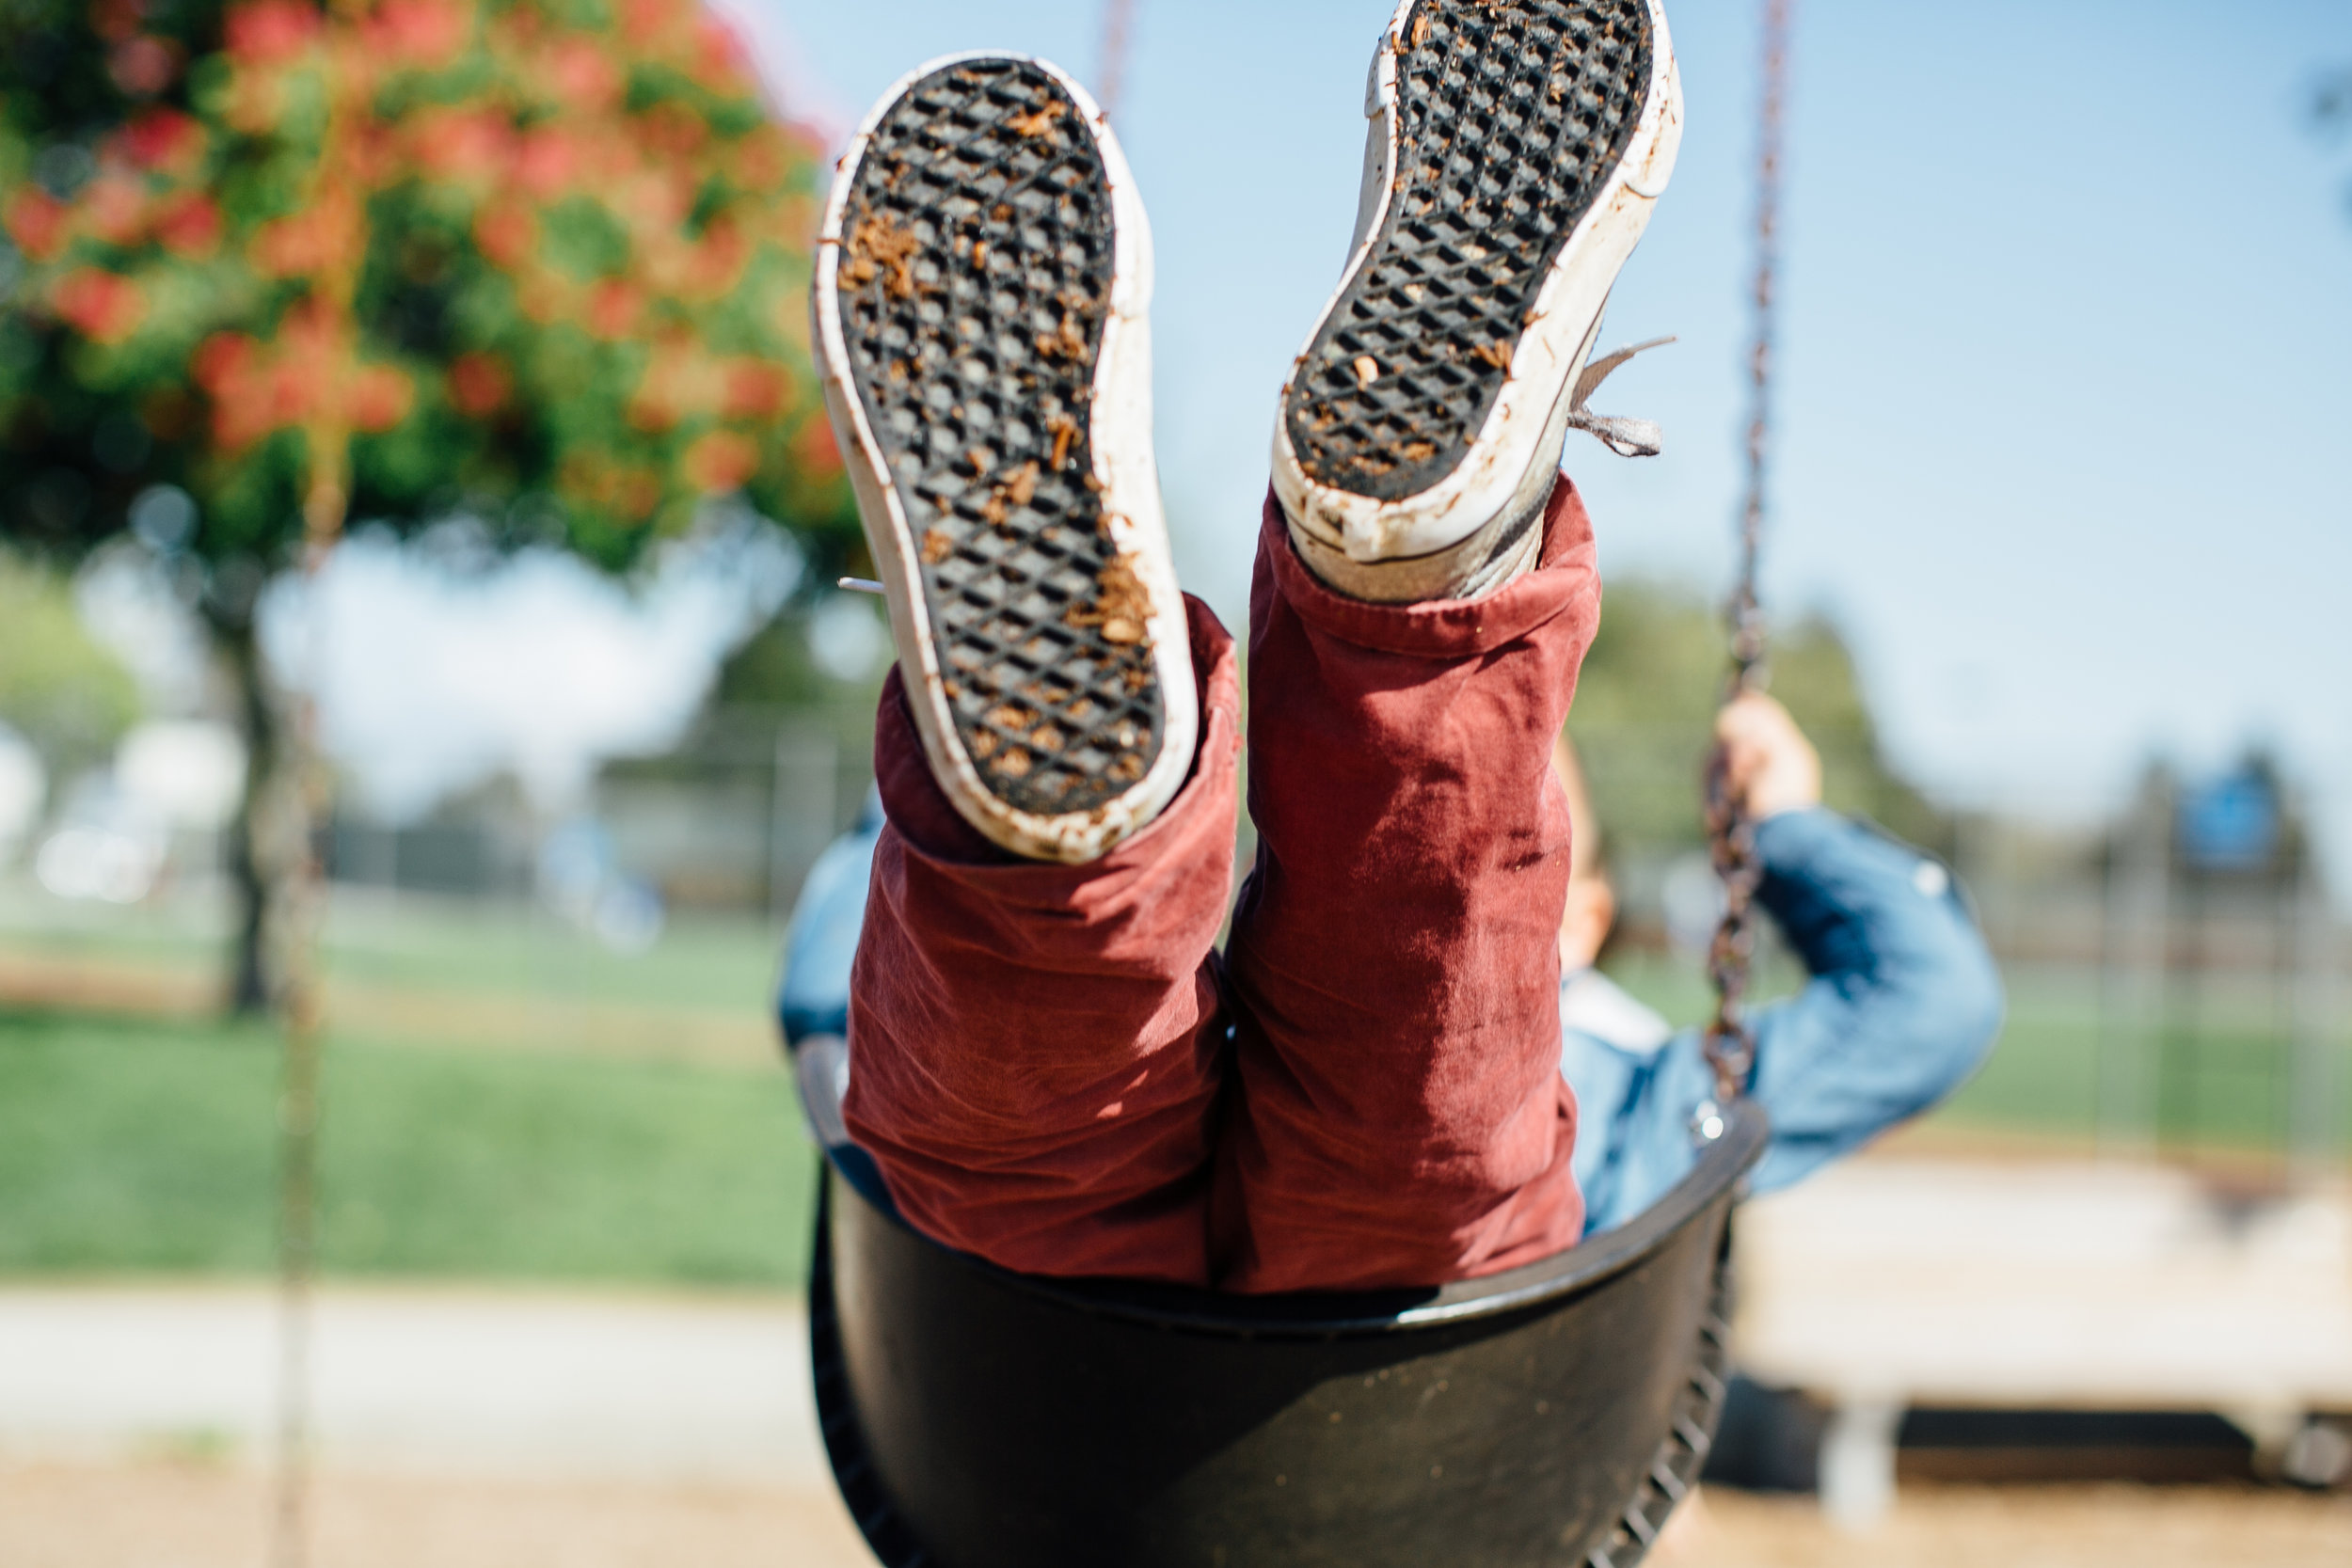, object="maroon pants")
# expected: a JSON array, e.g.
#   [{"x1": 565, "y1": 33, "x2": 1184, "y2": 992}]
[{"x1": 842, "y1": 482, "x2": 1600, "y2": 1292}]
